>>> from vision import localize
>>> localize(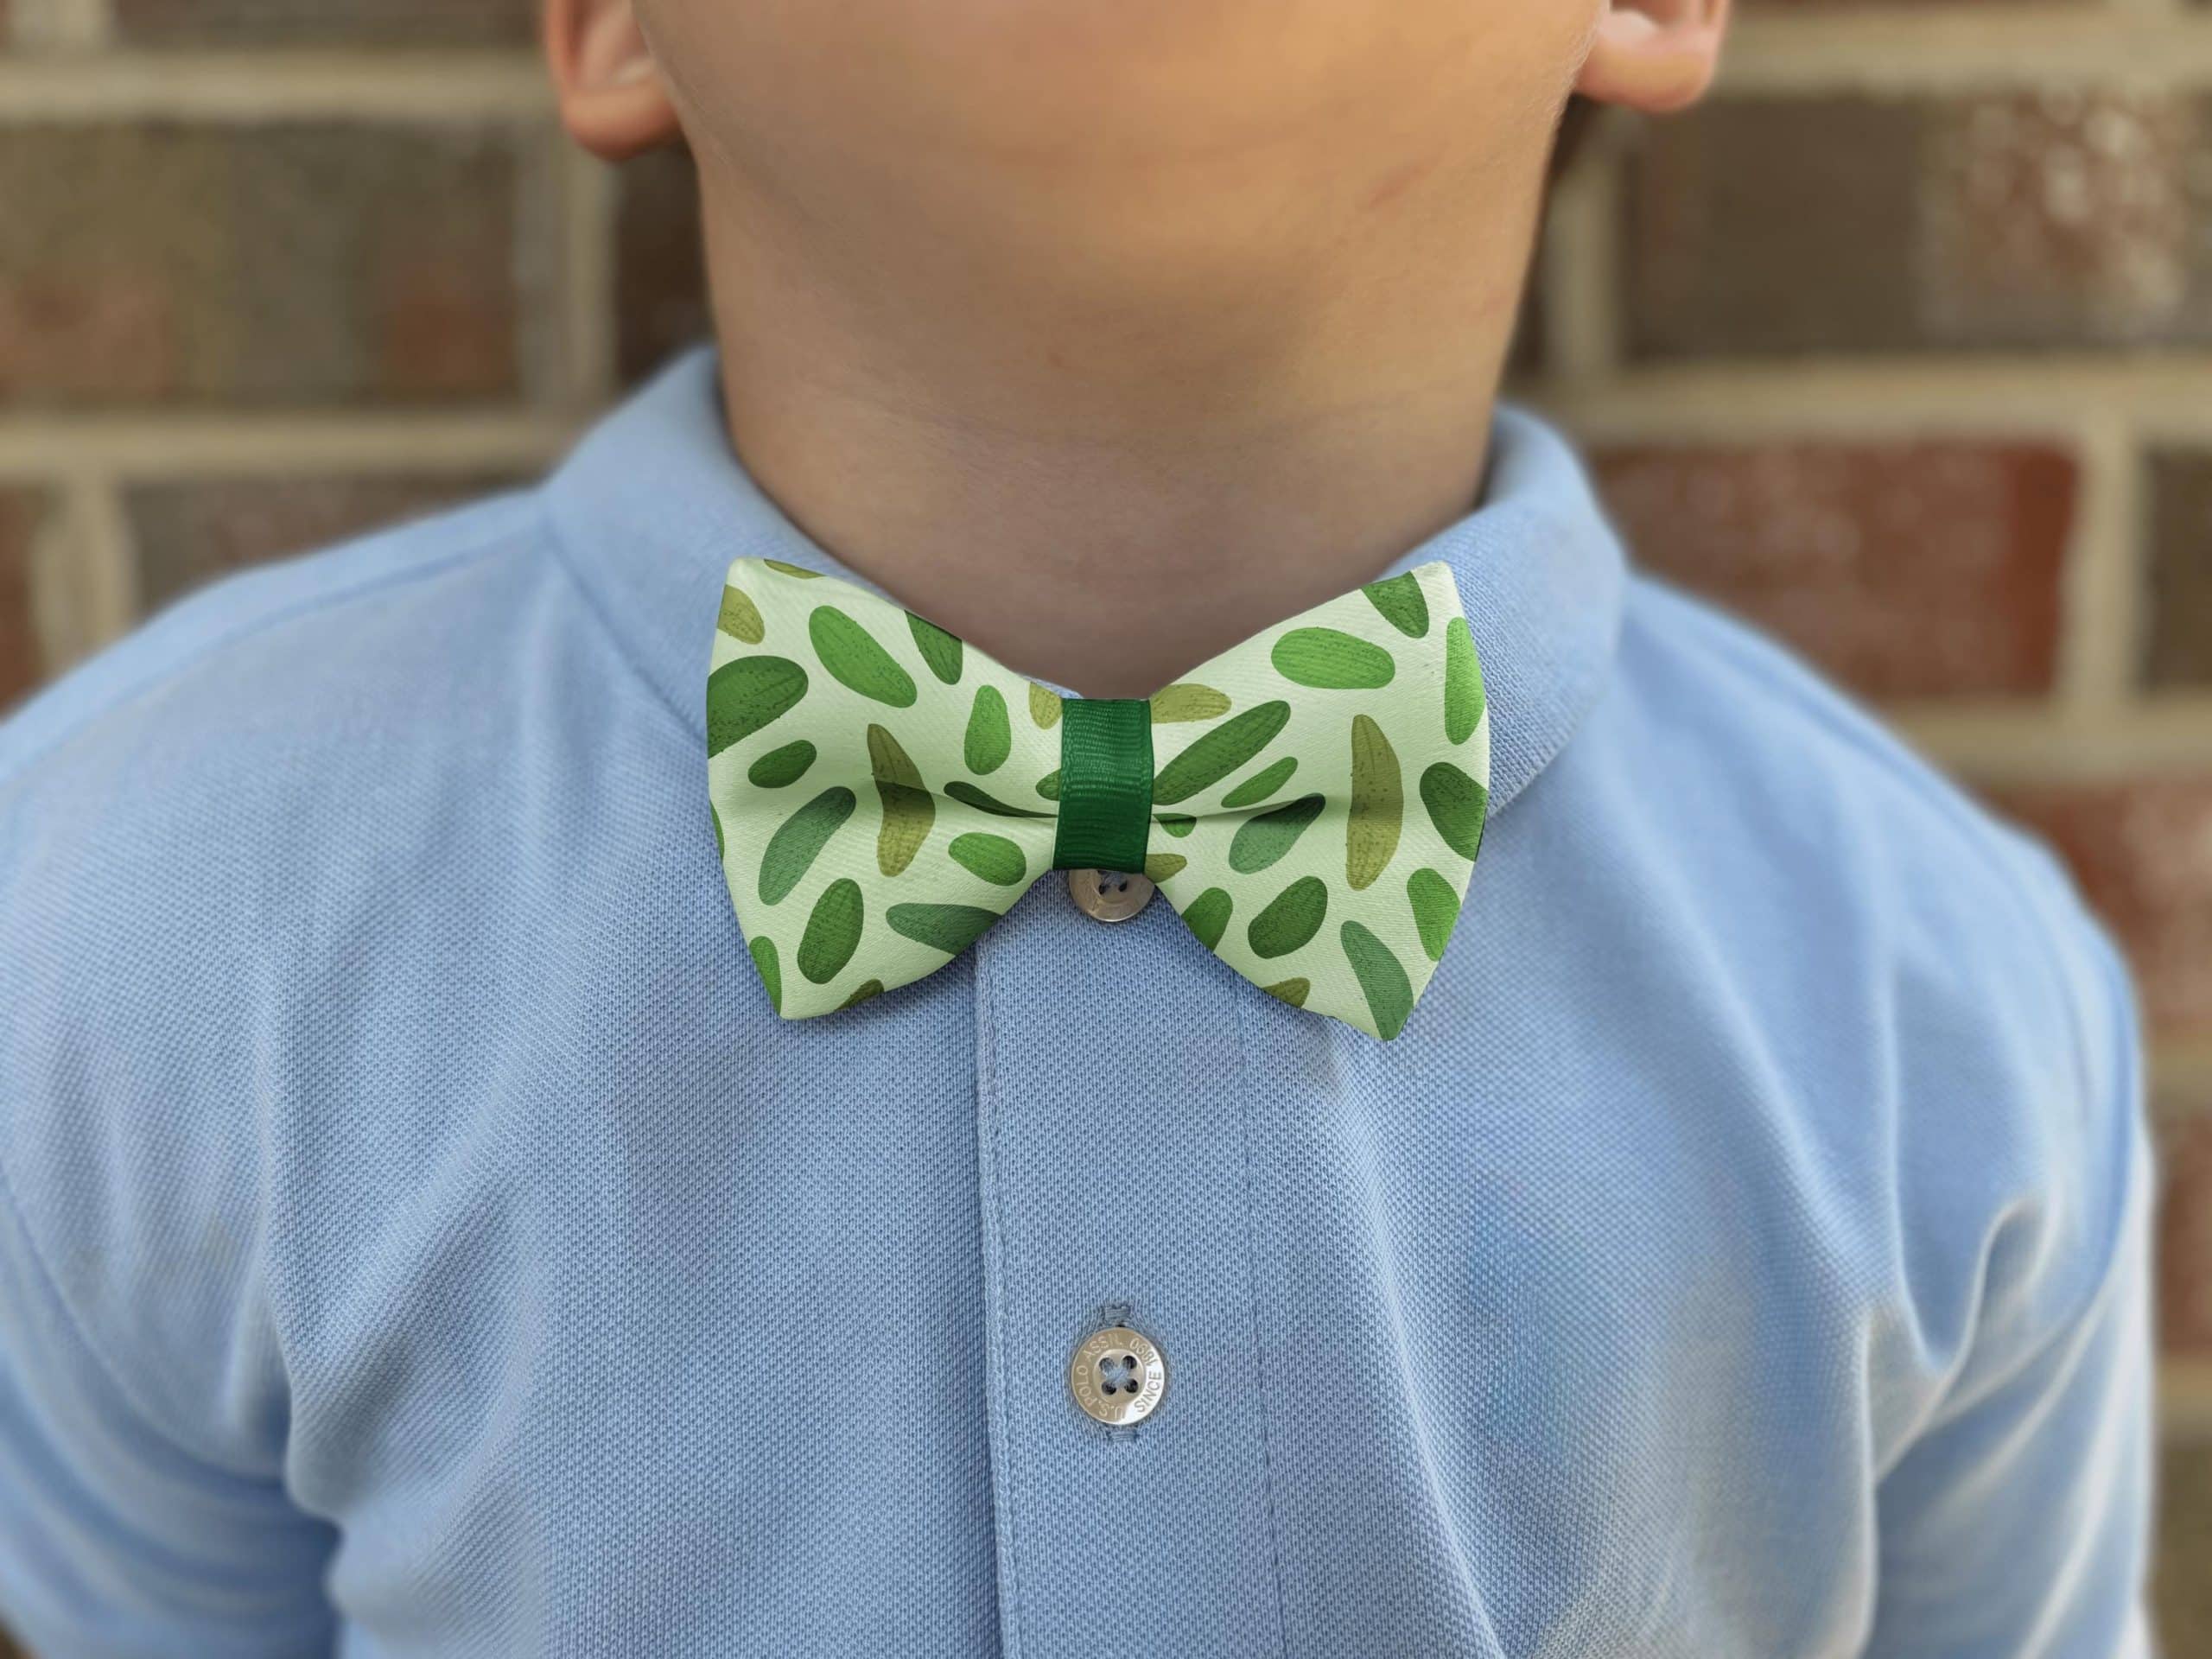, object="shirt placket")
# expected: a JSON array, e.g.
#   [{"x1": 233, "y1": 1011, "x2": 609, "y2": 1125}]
[{"x1": 970, "y1": 880, "x2": 1292, "y2": 1659}]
